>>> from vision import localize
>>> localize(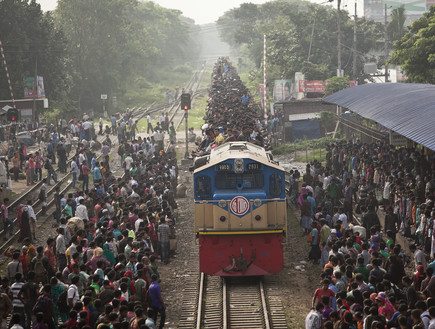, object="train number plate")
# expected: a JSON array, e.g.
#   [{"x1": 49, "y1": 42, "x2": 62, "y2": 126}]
[
  {"x1": 230, "y1": 196, "x2": 249, "y2": 216},
  {"x1": 216, "y1": 163, "x2": 232, "y2": 171},
  {"x1": 246, "y1": 162, "x2": 261, "y2": 171}
]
